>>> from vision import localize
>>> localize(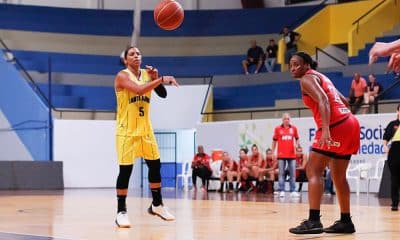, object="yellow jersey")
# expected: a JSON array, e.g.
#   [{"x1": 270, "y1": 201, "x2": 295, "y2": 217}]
[{"x1": 115, "y1": 68, "x2": 154, "y2": 137}]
